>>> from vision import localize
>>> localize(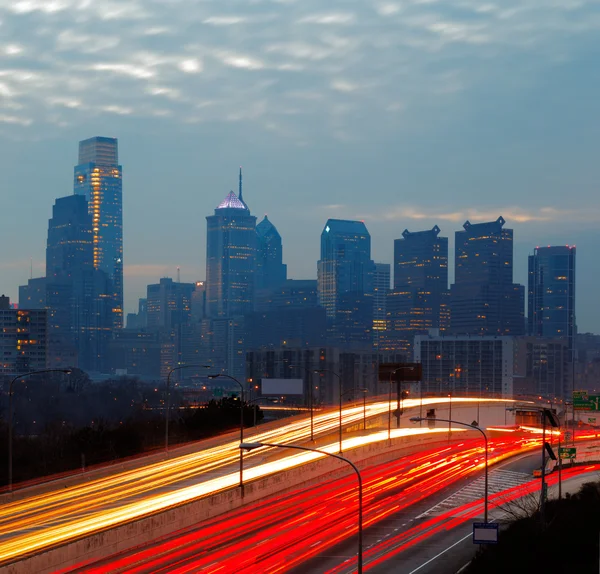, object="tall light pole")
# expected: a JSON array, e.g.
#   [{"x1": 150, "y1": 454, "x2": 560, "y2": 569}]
[
  {"x1": 290, "y1": 364, "x2": 315, "y2": 442},
  {"x1": 207, "y1": 372, "x2": 245, "y2": 491},
  {"x1": 240, "y1": 441, "x2": 364, "y2": 574},
  {"x1": 314, "y1": 369, "x2": 344, "y2": 454},
  {"x1": 388, "y1": 367, "x2": 415, "y2": 440},
  {"x1": 8, "y1": 369, "x2": 71, "y2": 492},
  {"x1": 165, "y1": 364, "x2": 205, "y2": 453},
  {"x1": 410, "y1": 416, "x2": 489, "y2": 523}
]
